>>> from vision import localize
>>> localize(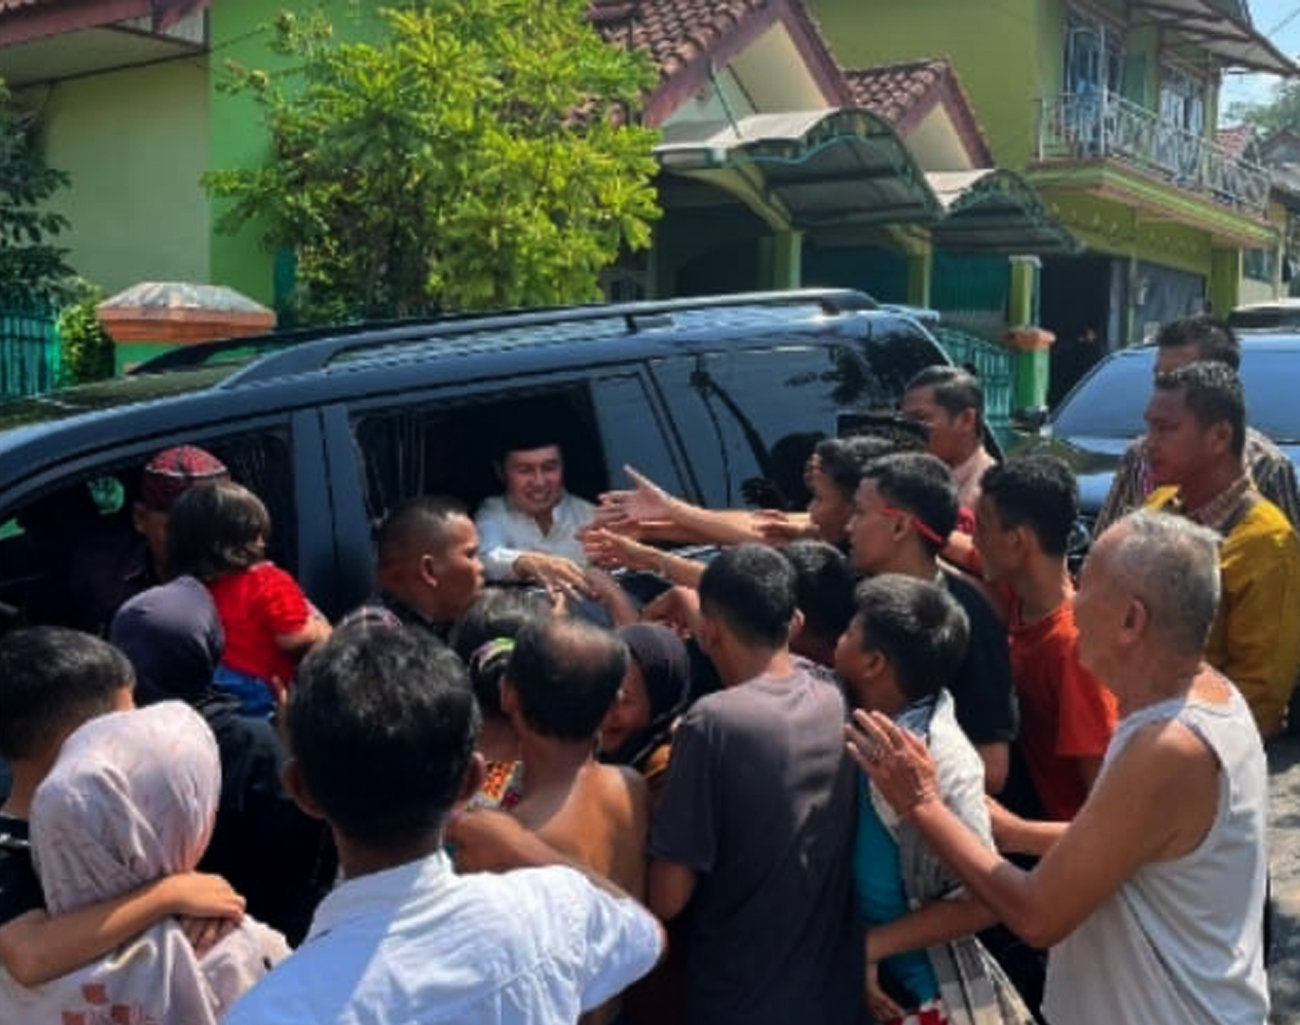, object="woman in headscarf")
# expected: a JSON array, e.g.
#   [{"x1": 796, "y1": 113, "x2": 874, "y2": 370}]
[
  {"x1": 110, "y1": 577, "x2": 335, "y2": 945},
  {"x1": 0, "y1": 701, "x2": 288, "y2": 1024},
  {"x1": 598, "y1": 623, "x2": 692, "y2": 802}
]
